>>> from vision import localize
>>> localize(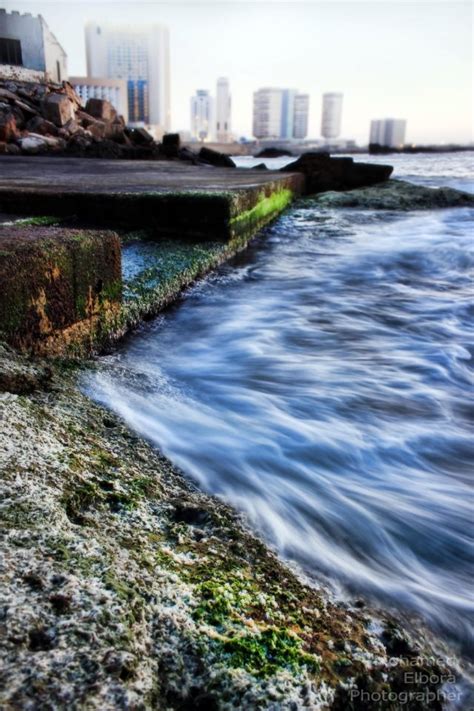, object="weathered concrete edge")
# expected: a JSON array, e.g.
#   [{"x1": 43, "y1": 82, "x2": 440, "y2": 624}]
[
  {"x1": 0, "y1": 177, "x2": 303, "y2": 357},
  {"x1": 0, "y1": 173, "x2": 304, "y2": 240}
]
